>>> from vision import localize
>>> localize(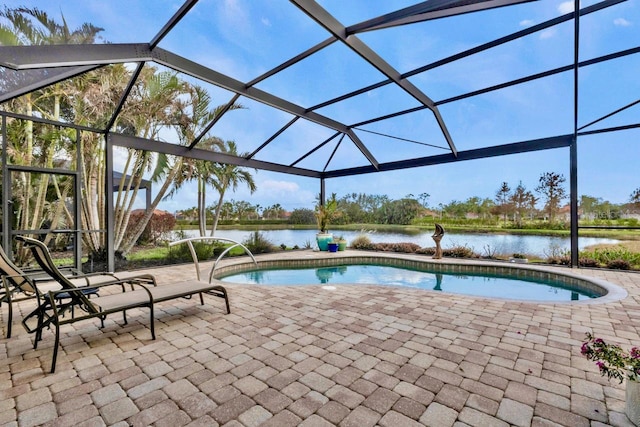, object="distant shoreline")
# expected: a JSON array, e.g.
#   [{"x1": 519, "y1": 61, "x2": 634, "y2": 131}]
[{"x1": 174, "y1": 222, "x2": 640, "y2": 241}]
